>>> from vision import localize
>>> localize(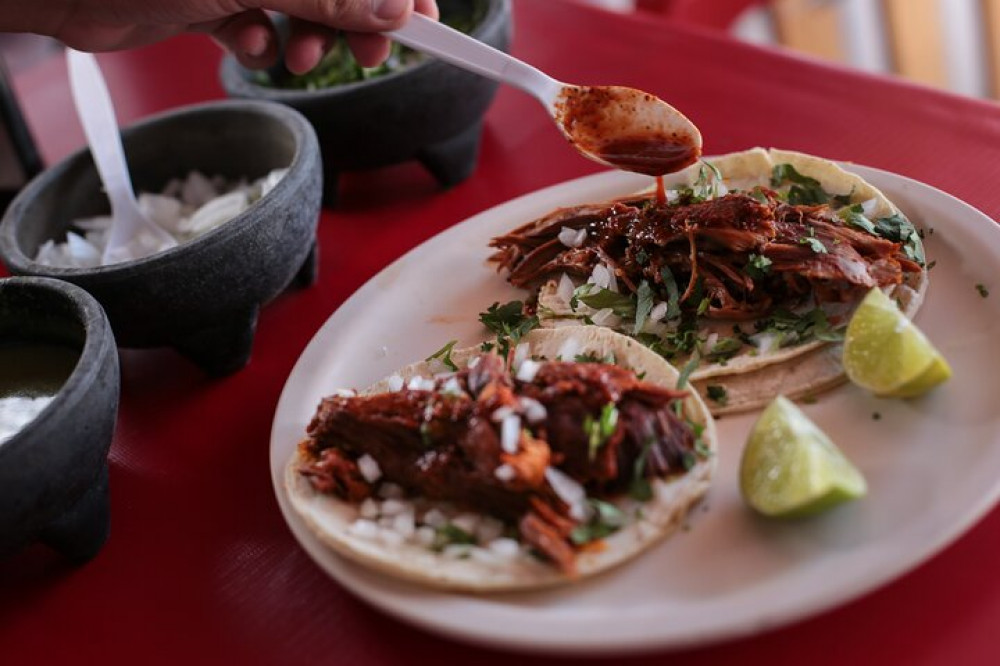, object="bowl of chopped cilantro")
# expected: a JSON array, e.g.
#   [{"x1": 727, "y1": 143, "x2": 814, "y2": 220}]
[{"x1": 219, "y1": 0, "x2": 510, "y2": 205}]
